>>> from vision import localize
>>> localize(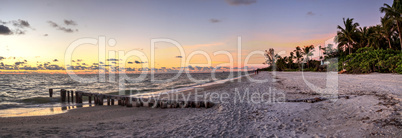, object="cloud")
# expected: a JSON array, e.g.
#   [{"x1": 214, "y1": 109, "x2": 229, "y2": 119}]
[
  {"x1": 210, "y1": 19, "x2": 221, "y2": 23},
  {"x1": 15, "y1": 62, "x2": 25, "y2": 66},
  {"x1": 135, "y1": 60, "x2": 146, "y2": 64},
  {"x1": 225, "y1": 0, "x2": 256, "y2": 6},
  {"x1": 0, "y1": 19, "x2": 34, "y2": 35},
  {"x1": 12, "y1": 19, "x2": 31, "y2": 28},
  {"x1": 307, "y1": 11, "x2": 315, "y2": 16},
  {"x1": 107, "y1": 58, "x2": 118, "y2": 61},
  {"x1": 44, "y1": 34, "x2": 48, "y2": 36},
  {"x1": 0, "y1": 25, "x2": 12, "y2": 35},
  {"x1": 64, "y1": 20, "x2": 77, "y2": 26},
  {"x1": 47, "y1": 21, "x2": 78, "y2": 33},
  {"x1": 176, "y1": 56, "x2": 183, "y2": 58}
]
